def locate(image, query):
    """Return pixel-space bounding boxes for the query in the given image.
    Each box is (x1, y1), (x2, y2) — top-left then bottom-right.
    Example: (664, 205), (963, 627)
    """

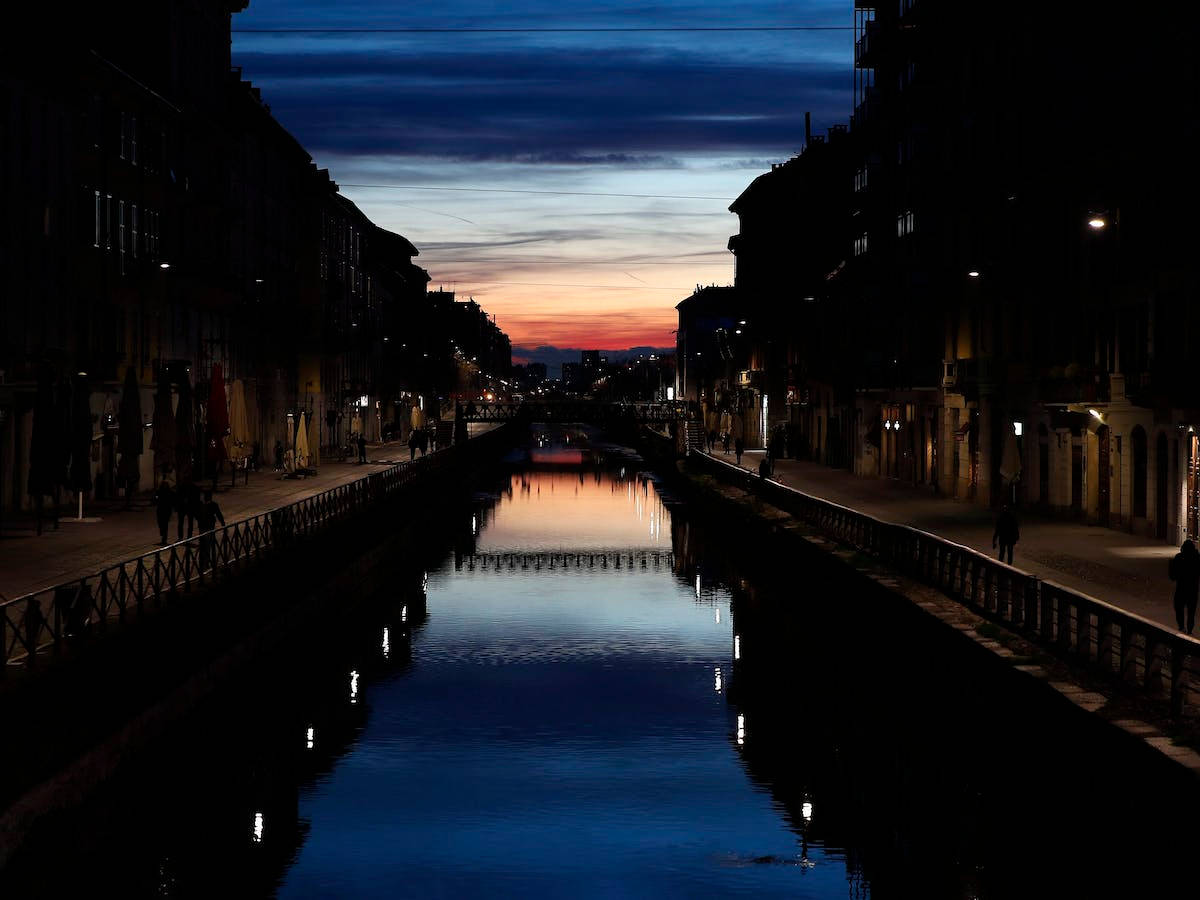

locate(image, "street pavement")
(0, 439), (439, 601)
(715, 448), (1181, 632)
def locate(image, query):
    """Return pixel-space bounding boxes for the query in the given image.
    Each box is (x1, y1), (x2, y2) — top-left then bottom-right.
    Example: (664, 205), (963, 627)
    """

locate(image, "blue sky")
(232, 1), (853, 356)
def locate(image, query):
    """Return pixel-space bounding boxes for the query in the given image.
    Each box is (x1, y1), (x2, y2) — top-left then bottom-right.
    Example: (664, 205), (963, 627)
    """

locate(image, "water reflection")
(6, 452), (1200, 898)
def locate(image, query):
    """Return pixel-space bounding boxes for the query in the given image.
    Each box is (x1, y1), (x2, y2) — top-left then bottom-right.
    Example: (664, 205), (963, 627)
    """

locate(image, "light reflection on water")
(274, 468), (839, 898)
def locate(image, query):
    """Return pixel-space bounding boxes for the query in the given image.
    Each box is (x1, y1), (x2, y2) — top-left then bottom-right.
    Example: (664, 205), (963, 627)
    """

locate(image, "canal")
(4, 440), (1199, 897)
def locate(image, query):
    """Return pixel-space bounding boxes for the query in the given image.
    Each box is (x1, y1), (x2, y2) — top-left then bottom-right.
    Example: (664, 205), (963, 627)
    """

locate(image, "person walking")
(176, 480), (201, 541)
(1169, 539), (1200, 634)
(734, 436), (744, 466)
(408, 429), (419, 461)
(153, 479), (175, 545)
(992, 504), (1020, 564)
(357, 433), (368, 464)
(418, 428), (429, 457)
(197, 490), (226, 571)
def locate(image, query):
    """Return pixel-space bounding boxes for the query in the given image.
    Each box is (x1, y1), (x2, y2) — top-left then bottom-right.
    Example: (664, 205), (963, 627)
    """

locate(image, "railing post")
(1170, 643), (1186, 715)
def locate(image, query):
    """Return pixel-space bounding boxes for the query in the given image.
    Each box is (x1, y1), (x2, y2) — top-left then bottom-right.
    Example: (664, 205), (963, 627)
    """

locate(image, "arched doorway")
(1097, 425), (1110, 527)
(1038, 424), (1049, 505)
(1156, 431), (1169, 538)
(1131, 426), (1147, 520)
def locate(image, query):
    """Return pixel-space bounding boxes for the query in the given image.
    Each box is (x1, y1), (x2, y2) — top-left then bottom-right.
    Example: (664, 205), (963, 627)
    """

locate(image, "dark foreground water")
(5, 451), (1200, 898)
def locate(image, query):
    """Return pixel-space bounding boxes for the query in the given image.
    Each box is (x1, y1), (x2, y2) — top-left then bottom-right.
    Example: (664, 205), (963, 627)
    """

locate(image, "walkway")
(715, 449), (1180, 631)
(0, 436), (467, 600)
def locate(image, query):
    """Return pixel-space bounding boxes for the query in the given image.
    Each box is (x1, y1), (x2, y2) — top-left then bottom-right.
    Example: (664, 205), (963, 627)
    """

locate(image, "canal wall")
(671, 451), (1200, 785)
(0, 427), (514, 866)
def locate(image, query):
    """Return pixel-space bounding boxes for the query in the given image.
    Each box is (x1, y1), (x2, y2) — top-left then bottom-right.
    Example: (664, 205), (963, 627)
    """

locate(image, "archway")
(1131, 426), (1147, 520)
(1156, 431), (1169, 538)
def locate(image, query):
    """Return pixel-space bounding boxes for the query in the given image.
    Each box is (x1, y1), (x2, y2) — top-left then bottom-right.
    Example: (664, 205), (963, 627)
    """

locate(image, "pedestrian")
(735, 436), (744, 466)
(707, 429), (717, 453)
(992, 504), (1020, 564)
(177, 480), (201, 541)
(418, 428), (429, 457)
(1169, 539), (1200, 635)
(197, 489), (226, 571)
(153, 479), (175, 545)
(722, 431), (732, 454)
(758, 456), (772, 479)
(357, 433), (368, 464)
(408, 428), (418, 461)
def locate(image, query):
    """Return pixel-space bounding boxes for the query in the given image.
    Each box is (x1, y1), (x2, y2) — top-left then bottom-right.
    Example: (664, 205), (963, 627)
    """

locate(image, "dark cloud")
(233, 45), (850, 160)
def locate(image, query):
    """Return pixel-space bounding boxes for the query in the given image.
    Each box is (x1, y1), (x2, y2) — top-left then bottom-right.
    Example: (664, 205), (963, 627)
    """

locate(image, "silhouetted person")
(993, 504), (1020, 564)
(197, 490), (225, 571)
(1170, 540), (1200, 634)
(357, 433), (368, 464)
(735, 436), (744, 466)
(722, 431), (732, 454)
(408, 429), (419, 461)
(758, 456), (771, 479)
(707, 429), (717, 453)
(177, 480), (201, 541)
(153, 480), (175, 545)
(418, 428), (429, 457)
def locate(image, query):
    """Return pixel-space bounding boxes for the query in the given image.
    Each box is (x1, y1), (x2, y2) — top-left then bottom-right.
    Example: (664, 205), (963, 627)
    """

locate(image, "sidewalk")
(715, 449), (1180, 631)
(0, 439), (433, 600)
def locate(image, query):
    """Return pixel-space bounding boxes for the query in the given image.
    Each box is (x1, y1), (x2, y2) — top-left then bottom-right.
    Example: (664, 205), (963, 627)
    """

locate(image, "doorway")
(1097, 425), (1110, 527)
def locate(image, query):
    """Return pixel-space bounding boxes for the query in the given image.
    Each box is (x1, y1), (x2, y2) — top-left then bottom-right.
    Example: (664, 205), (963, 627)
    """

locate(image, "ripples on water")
(5, 454), (1200, 898)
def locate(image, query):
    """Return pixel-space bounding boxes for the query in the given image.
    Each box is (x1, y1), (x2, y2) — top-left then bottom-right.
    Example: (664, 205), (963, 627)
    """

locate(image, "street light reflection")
(736, 713), (746, 746)
(714, 666), (723, 693)
(802, 801), (813, 822)
(350, 670), (359, 704)
(306, 726), (315, 749)
(252, 811), (264, 843)
(382, 627), (391, 658)
(734, 634), (741, 660)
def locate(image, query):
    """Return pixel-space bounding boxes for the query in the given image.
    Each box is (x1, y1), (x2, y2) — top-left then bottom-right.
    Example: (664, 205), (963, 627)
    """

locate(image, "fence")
(1, 428), (507, 676)
(690, 450), (1200, 716)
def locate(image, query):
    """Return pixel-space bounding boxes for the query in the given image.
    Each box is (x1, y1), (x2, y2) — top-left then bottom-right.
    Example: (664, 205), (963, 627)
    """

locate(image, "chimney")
(805, 112), (812, 149)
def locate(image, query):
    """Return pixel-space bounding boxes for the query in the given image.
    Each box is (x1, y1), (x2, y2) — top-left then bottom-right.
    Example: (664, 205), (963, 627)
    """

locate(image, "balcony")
(854, 21), (883, 67)
(1038, 367), (1110, 405)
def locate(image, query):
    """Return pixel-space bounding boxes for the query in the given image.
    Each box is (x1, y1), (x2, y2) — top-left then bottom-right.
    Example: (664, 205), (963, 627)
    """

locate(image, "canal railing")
(689, 450), (1200, 716)
(1, 429), (508, 676)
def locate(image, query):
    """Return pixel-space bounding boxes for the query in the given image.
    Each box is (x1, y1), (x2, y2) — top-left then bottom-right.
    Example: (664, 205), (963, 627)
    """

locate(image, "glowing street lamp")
(1087, 216), (1107, 230)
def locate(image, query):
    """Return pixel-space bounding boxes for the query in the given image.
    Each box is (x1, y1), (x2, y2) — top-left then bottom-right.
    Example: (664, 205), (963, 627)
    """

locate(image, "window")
(897, 209), (915, 237)
(131, 204), (138, 258)
(105, 194), (112, 250)
(854, 166), (869, 192)
(854, 232), (869, 256)
(119, 111), (126, 160)
(118, 200), (126, 272)
(130, 115), (137, 165)
(94, 190), (101, 247)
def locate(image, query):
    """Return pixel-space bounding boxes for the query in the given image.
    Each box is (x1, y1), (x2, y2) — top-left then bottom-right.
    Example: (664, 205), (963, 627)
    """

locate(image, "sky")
(231, 1), (853, 360)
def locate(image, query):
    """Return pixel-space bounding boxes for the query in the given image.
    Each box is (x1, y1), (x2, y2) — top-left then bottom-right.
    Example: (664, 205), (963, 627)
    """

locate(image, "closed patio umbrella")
(227, 378), (251, 484)
(117, 366), (143, 506)
(175, 376), (195, 484)
(27, 372), (59, 534)
(206, 364), (230, 473)
(68, 373), (94, 519)
(410, 403), (424, 431)
(295, 412), (310, 468)
(306, 410), (320, 468)
(150, 371), (176, 479)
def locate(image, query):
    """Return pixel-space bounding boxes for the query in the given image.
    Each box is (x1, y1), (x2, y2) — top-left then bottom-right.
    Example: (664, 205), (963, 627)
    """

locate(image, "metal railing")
(690, 450), (1200, 716)
(1, 429), (507, 676)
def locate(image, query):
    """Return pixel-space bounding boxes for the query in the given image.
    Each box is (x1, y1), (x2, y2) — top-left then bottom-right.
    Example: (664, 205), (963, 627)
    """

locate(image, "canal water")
(5, 447), (1200, 897)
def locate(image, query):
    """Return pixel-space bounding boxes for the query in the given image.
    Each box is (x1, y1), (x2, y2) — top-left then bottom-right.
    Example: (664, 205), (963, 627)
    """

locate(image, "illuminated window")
(897, 209), (914, 237)
(854, 232), (869, 256)
(854, 166), (869, 192)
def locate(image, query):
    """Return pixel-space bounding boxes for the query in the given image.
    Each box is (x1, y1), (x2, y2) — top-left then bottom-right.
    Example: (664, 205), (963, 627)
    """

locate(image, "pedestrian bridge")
(455, 550), (676, 572)
(456, 400), (695, 425)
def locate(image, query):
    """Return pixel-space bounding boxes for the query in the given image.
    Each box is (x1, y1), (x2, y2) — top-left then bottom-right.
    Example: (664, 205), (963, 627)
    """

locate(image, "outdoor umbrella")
(295, 412), (310, 468)
(150, 371), (176, 478)
(351, 412), (363, 439)
(68, 373), (94, 519)
(26, 372), (58, 534)
(175, 377), (195, 484)
(227, 379), (251, 468)
(206, 363), (230, 471)
(117, 366), (143, 505)
(410, 403), (424, 432)
(307, 410), (320, 468)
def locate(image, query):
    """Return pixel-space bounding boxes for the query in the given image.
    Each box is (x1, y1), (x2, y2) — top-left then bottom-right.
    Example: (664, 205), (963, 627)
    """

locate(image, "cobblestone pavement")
(718, 449), (1181, 631)
(0, 439), (429, 600)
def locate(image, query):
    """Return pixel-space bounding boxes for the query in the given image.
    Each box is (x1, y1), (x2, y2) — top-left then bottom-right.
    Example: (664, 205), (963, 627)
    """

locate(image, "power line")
(342, 183), (732, 201)
(234, 26), (851, 34)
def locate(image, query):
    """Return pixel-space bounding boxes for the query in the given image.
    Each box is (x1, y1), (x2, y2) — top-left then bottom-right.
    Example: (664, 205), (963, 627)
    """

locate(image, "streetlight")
(967, 270), (980, 278)
(159, 261), (171, 270)
(1087, 216), (1107, 230)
